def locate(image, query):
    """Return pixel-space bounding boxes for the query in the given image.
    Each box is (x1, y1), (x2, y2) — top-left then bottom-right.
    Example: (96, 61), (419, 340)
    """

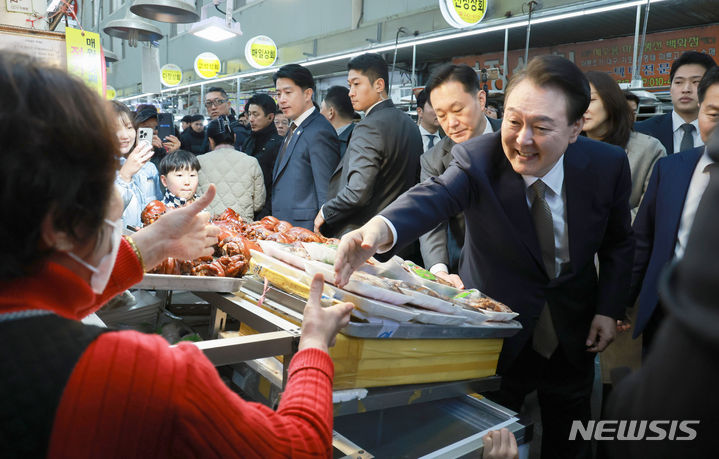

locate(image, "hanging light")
(130, 0), (199, 24)
(103, 48), (119, 63)
(189, 0), (241, 42)
(103, 11), (163, 47)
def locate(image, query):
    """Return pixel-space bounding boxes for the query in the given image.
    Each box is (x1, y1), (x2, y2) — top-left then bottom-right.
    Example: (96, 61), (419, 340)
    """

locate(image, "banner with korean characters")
(65, 27), (104, 96)
(453, 24), (719, 91)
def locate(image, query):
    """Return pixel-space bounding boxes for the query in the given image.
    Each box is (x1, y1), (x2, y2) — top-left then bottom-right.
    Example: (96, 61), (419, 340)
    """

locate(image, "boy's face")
(161, 168), (198, 200)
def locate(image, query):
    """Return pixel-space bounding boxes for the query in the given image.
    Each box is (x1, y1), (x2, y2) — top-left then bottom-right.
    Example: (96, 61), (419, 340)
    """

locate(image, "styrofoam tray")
(455, 306), (491, 324)
(410, 308), (466, 326)
(257, 240), (309, 269)
(304, 260), (412, 305)
(398, 287), (461, 314)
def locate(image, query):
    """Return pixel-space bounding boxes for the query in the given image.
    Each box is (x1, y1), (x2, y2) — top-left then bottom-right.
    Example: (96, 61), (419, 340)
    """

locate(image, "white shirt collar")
(521, 155), (565, 197)
(291, 105), (316, 128)
(365, 98), (387, 116)
(480, 115), (494, 135)
(672, 110), (699, 133)
(336, 122), (353, 136)
(418, 124), (439, 137)
(697, 147), (713, 172)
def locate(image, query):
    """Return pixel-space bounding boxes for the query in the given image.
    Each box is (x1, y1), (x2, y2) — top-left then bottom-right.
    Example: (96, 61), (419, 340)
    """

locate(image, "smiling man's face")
(501, 79), (583, 177)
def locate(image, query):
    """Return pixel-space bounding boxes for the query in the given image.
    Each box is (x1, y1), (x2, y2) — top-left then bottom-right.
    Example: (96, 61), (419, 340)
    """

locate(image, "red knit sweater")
(0, 240), (335, 458)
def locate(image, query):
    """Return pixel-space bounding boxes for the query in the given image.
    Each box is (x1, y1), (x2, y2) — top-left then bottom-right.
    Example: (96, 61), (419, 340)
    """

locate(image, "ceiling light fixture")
(190, 0), (242, 42)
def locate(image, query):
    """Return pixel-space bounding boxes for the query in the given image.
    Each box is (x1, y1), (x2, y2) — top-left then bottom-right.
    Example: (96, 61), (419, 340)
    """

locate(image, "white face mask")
(67, 218), (123, 294)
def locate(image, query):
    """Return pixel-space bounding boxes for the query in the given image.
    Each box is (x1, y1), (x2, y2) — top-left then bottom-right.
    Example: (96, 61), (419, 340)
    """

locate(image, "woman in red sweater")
(0, 51), (352, 458)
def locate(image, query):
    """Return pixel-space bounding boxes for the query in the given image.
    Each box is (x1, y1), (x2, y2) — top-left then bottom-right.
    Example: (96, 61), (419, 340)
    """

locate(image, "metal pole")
(411, 44), (417, 107)
(503, 28), (509, 90)
(523, 1), (537, 66)
(636, 0), (652, 87)
(200, 83), (205, 116)
(631, 4), (642, 84)
(236, 76), (241, 115)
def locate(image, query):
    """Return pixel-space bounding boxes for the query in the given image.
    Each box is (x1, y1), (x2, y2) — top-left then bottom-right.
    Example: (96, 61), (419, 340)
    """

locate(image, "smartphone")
(157, 113), (174, 141)
(138, 127), (153, 146)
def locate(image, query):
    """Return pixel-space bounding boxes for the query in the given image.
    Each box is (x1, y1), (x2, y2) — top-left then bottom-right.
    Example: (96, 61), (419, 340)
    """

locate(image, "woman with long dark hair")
(583, 71), (666, 216)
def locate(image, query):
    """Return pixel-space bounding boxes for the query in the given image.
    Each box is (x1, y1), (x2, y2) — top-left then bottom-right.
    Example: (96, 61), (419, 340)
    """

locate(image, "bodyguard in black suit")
(315, 53), (423, 238)
(635, 51), (716, 154)
(334, 56), (634, 459)
(320, 85), (356, 160)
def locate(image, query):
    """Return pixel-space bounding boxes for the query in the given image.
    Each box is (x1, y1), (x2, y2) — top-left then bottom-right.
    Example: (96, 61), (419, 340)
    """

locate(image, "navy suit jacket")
(380, 132), (634, 372)
(272, 109), (340, 229)
(634, 112), (674, 154)
(630, 146), (704, 338)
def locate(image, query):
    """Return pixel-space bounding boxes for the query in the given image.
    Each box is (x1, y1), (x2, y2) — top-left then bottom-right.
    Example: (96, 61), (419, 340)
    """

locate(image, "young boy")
(159, 150), (200, 208)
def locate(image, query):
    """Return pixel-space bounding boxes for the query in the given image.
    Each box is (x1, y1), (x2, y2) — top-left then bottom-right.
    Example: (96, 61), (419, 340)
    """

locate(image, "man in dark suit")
(242, 93), (283, 219)
(320, 85), (355, 160)
(418, 64), (502, 289)
(314, 53), (423, 238)
(416, 89), (442, 152)
(606, 130), (719, 459)
(334, 56), (634, 459)
(635, 51), (715, 154)
(629, 66), (719, 354)
(272, 64), (340, 229)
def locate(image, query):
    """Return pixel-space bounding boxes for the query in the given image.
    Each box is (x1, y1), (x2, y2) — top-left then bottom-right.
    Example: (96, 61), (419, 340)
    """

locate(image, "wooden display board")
(0, 24), (65, 68)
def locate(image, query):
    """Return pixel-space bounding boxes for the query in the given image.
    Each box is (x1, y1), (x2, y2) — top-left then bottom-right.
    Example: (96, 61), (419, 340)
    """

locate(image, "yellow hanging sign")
(106, 85), (116, 100)
(161, 63), (183, 87)
(440, 0), (488, 28)
(194, 52), (221, 79)
(244, 35), (277, 69)
(65, 27), (104, 96)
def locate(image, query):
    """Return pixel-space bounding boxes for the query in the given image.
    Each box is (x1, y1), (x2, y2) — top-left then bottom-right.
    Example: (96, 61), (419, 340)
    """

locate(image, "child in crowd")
(159, 150), (201, 208)
(111, 100), (162, 229)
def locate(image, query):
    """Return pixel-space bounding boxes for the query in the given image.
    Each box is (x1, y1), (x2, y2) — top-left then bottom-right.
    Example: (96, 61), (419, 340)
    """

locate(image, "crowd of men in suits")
(165, 49), (717, 457)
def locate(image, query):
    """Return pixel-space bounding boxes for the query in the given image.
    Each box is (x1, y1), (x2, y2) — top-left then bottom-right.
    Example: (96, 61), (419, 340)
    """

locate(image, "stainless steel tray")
(135, 273), (244, 292)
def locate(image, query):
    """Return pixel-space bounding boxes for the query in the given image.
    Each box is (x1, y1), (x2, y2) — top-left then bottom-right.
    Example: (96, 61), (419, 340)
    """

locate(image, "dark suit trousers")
(488, 341), (594, 459)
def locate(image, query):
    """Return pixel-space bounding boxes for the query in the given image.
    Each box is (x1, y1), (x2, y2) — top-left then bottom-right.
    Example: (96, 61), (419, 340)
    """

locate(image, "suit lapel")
(494, 154), (544, 270)
(661, 113), (674, 154)
(666, 147), (704, 241)
(273, 112), (313, 181)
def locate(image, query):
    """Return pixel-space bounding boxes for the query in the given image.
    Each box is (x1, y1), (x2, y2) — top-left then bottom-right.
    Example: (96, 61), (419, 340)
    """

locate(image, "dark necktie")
(426, 134), (436, 150)
(277, 122), (297, 165)
(529, 179), (559, 358)
(680, 123), (695, 152)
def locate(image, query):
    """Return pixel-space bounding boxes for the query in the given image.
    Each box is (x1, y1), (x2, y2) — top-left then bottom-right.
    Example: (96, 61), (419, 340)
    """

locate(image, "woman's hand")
(131, 184), (220, 269)
(119, 142), (154, 183)
(298, 273), (354, 353)
(162, 135), (181, 154)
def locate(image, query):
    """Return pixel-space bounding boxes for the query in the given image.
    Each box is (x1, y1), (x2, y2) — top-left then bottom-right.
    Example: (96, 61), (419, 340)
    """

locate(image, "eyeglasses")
(205, 99), (227, 108)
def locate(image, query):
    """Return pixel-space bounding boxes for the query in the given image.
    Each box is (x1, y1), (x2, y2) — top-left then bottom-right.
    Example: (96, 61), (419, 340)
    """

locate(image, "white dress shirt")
(672, 111), (702, 153)
(365, 98), (386, 116)
(290, 105), (316, 128)
(674, 149), (714, 259)
(418, 124), (441, 152)
(522, 157), (570, 278)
